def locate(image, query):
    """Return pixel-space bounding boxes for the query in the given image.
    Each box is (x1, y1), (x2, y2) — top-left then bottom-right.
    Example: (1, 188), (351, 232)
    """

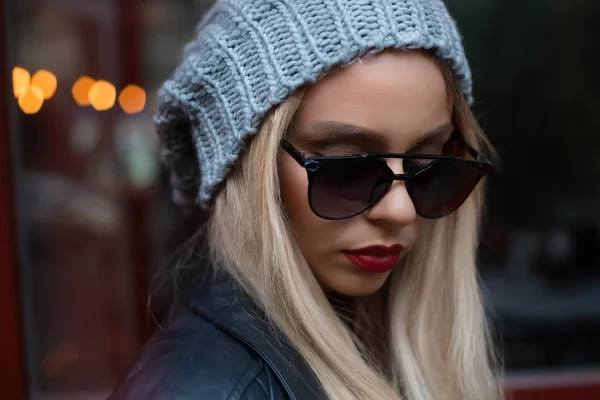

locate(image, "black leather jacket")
(108, 271), (327, 400)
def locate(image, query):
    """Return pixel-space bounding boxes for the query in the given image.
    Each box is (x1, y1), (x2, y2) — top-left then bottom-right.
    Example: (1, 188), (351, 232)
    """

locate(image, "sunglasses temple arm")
(457, 134), (492, 165)
(280, 140), (307, 164)
(466, 145), (488, 162)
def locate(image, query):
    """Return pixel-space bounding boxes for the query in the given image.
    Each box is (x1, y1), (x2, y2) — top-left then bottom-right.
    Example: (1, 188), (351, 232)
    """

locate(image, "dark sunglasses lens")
(408, 161), (484, 218)
(310, 159), (390, 218)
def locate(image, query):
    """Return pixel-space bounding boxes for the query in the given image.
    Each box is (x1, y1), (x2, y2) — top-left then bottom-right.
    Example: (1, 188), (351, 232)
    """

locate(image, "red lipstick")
(343, 244), (405, 273)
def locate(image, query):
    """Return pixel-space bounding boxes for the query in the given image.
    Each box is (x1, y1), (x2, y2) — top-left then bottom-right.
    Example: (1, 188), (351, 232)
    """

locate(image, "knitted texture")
(156, 0), (472, 211)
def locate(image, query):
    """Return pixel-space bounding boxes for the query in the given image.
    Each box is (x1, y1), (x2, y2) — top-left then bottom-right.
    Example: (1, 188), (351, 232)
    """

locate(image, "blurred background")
(1, 0), (599, 399)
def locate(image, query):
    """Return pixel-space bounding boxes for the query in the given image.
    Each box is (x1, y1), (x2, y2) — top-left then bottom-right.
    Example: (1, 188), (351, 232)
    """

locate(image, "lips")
(343, 244), (405, 273)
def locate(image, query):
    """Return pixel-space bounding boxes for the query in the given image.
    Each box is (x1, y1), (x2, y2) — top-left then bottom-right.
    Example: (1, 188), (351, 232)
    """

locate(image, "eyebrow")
(294, 120), (454, 152)
(407, 122), (454, 152)
(301, 121), (387, 149)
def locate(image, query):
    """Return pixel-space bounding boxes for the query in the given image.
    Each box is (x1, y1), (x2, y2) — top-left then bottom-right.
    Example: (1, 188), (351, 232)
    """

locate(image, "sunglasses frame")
(280, 138), (493, 220)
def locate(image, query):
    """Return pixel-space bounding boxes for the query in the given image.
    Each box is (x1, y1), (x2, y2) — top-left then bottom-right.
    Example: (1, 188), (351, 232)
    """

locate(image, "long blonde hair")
(205, 57), (504, 400)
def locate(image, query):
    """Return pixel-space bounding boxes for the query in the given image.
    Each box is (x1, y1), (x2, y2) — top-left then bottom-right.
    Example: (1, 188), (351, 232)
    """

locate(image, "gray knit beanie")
(155, 0), (472, 211)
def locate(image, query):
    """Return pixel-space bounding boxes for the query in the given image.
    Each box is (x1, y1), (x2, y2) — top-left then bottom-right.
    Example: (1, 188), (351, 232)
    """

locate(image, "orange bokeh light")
(118, 84), (146, 114)
(31, 70), (58, 100)
(72, 76), (96, 106)
(18, 86), (44, 114)
(13, 67), (31, 98)
(88, 80), (116, 111)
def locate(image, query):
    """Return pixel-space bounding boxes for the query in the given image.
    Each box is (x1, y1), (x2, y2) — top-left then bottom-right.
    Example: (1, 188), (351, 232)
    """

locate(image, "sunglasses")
(281, 137), (493, 220)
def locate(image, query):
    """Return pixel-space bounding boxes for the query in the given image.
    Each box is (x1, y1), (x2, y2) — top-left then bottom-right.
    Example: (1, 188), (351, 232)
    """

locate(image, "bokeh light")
(71, 76), (96, 106)
(13, 66), (31, 98)
(18, 86), (44, 114)
(88, 80), (116, 111)
(118, 84), (146, 114)
(31, 70), (58, 100)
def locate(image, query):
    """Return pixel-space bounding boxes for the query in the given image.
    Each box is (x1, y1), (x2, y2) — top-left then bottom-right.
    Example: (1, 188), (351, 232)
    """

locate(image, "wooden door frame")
(0, 0), (27, 398)
(508, 370), (600, 399)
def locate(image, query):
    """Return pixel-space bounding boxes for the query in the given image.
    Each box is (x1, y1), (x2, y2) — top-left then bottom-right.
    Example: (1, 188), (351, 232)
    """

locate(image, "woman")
(110, 0), (503, 399)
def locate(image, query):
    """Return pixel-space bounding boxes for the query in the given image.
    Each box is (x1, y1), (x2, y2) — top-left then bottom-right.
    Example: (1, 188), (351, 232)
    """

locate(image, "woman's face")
(278, 50), (453, 297)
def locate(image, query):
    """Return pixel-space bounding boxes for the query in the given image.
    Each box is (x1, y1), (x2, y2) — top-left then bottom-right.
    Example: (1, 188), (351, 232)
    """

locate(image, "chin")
(320, 269), (392, 297)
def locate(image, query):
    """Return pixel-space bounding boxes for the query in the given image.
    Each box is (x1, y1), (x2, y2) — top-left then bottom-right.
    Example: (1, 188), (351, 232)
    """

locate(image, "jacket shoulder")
(108, 309), (287, 400)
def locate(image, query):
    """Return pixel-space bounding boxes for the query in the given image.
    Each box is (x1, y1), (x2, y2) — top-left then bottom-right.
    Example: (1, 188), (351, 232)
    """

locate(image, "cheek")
(408, 216), (427, 251)
(278, 153), (307, 217)
(277, 154), (334, 257)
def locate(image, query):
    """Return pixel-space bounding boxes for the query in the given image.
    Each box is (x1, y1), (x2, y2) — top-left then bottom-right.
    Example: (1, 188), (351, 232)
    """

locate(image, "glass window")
(9, 0), (208, 397)
(448, 0), (600, 373)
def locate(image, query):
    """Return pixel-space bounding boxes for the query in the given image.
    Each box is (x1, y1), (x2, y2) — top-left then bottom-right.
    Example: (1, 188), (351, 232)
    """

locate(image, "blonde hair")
(205, 57), (504, 399)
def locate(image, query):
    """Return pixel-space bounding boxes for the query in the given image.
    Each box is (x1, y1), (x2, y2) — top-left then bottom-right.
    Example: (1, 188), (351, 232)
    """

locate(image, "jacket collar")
(185, 270), (326, 400)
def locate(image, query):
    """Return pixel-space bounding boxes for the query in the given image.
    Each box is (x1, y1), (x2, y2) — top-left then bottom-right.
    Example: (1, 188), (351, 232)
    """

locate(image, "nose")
(362, 159), (417, 227)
